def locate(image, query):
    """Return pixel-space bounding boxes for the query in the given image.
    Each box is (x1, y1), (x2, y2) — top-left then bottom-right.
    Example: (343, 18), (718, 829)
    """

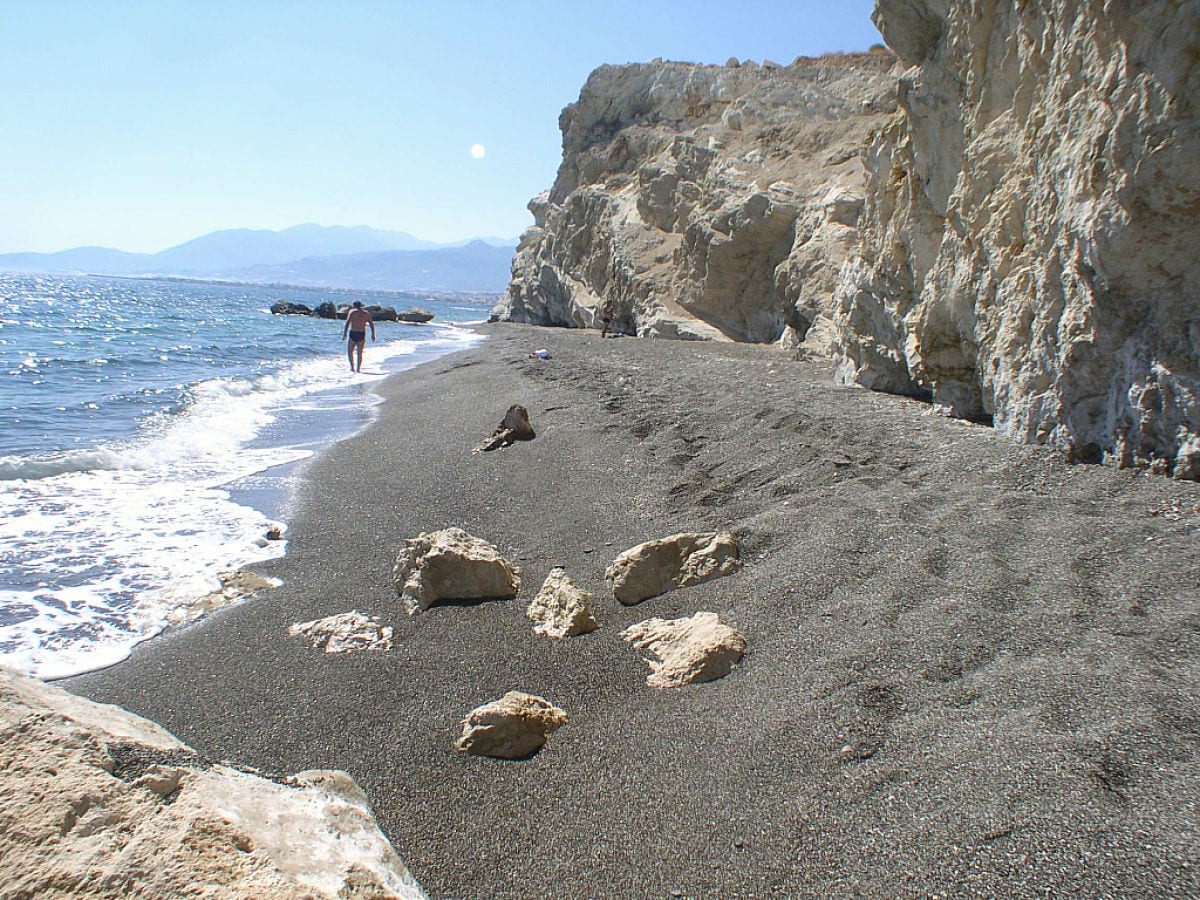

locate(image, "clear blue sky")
(0, 1), (883, 253)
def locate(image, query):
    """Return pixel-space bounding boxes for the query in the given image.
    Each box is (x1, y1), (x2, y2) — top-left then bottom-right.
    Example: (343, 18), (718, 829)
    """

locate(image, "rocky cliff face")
(836, 0), (1200, 477)
(499, 53), (901, 344)
(498, 1), (1200, 477)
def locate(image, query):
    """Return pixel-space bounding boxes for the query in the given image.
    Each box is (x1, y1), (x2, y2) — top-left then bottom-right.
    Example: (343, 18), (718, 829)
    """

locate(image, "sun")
(470, 143), (486, 159)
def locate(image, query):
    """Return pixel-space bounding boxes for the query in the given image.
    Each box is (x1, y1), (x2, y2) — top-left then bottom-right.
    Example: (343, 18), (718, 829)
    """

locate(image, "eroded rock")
(454, 691), (569, 759)
(288, 611), (394, 653)
(392, 527), (521, 614)
(620, 612), (747, 688)
(605, 531), (741, 605)
(0, 668), (426, 899)
(526, 567), (599, 638)
(474, 404), (536, 452)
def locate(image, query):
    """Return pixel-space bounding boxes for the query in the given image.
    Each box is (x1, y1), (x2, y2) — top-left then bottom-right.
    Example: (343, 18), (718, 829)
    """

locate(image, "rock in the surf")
(168, 570), (276, 626)
(288, 611), (394, 653)
(392, 527), (521, 614)
(368, 304), (399, 322)
(269, 300), (313, 316)
(526, 567), (599, 639)
(620, 611), (746, 688)
(397, 308), (435, 323)
(455, 691), (569, 758)
(605, 531), (742, 605)
(0, 668), (427, 899)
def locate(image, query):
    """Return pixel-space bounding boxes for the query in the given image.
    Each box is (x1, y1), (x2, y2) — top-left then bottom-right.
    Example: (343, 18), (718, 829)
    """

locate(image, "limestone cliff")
(836, 0), (1200, 477)
(498, 53), (901, 343)
(498, 1), (1200, 477)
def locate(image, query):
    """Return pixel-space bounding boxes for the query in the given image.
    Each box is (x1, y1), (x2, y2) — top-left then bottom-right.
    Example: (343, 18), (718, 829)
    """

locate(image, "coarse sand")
(69, 323), (1200, 899)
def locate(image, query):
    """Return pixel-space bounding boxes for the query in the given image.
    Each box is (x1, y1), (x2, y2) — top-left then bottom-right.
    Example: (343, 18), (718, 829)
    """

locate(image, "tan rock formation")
(605, 531), (742, 605)
(0, 668), (425, 899)
(495, 54), (901, 343)
(392, 527), (521, 614)
(454, 691), (569, 759)
(620, 612), (747, 688)
(830, 0), (1200, 477)
(525, 567), (600, 638)
(288, 611), (394, 653)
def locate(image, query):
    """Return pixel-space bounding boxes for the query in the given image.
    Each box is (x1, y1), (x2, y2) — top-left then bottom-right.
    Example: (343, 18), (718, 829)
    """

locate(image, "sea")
(0, 272), (487, 679)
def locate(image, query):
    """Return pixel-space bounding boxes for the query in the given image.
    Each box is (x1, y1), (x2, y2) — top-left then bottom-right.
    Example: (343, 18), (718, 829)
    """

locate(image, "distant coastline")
(87, 272), (502, 308)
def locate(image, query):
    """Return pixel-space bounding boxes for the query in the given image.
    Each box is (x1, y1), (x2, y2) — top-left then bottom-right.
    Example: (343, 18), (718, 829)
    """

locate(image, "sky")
(0, 1), (883, 254)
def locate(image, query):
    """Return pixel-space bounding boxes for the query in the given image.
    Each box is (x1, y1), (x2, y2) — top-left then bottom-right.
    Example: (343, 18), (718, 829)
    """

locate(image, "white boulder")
(0, 667), (426, 899)
(620, 611), (747, 688)
(605, 531), (742, 605)
(392, 527), (521, 615)
(454, 691), (569, 759)
(526, 567), (600, 639)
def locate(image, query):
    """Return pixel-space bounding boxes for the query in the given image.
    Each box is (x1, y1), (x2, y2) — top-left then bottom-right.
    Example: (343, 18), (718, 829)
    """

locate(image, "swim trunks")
(349, 329), (366, 342)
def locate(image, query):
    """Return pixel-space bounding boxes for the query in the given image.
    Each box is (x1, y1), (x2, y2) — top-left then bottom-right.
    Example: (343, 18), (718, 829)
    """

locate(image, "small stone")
(474, 404), (536, 452)
(606, 532), (742, 605)
(620, 611), (747, 688)
(526, 568), (600, 639)
(288, 611), (393, 653)
(393, 527), (521, 614)
(455, 692), (569, 759)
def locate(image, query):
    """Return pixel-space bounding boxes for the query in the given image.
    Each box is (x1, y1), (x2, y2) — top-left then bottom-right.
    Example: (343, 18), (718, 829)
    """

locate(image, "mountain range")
(0, 224), (518, 293)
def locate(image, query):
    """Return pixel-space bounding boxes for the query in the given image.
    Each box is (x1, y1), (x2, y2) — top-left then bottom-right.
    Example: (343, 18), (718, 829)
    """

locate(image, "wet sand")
(69, 323), (1200, 899)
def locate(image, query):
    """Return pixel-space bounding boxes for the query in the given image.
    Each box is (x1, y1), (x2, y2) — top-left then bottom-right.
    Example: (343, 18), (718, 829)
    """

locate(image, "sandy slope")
(69, 323), (1200, 899)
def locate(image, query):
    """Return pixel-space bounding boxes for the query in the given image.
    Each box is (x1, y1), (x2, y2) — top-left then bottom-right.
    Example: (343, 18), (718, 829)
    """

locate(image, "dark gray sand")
(70, 324), (1200, 899)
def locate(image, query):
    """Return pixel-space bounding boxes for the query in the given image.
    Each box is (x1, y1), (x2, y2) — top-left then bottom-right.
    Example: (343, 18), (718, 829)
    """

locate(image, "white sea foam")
(0, 325), (483, 678)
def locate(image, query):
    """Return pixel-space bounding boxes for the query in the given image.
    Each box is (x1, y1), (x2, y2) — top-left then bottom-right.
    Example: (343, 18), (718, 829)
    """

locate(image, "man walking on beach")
(600, 300), (614, 338)
(342, 301), (375, 372)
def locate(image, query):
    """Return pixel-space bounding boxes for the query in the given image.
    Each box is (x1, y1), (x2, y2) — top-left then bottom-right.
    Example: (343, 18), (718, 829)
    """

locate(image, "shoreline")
(67, 323), (1200, 898)
(0, 317), (483, 681)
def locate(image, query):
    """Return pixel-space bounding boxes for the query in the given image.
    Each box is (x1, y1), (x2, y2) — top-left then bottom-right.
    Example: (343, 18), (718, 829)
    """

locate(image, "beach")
(68, 323), (1200, 899)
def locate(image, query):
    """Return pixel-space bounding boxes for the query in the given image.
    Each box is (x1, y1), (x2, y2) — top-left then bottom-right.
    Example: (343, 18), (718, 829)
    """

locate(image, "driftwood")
(474, 405), (536, 452)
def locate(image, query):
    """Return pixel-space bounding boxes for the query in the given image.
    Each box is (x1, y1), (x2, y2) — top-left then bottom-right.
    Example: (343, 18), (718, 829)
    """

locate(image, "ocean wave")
(0, 448), (127, 481)
(0, 281), (484, 678)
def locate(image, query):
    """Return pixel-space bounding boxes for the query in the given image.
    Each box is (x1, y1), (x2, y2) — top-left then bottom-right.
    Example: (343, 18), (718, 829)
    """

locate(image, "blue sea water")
(0, 272), (486, 678)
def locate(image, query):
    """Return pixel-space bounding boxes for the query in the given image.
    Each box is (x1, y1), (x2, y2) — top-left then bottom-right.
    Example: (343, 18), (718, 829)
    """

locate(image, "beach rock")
(288, 611), (394, 653)
(398, 308), (435, 323)
(474, 404), (536, 452)
(167, 570), (276, 626)
(392, 527), (521, 614)
(454, 691), (569, 759)
(0, 667), (427, 899)
(313, 301), (338, 319)
(269, 300), (313, 316)
(606, 531), (742, 605)
(620, 611), (747, 688)
(526, 567), (599, 639)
